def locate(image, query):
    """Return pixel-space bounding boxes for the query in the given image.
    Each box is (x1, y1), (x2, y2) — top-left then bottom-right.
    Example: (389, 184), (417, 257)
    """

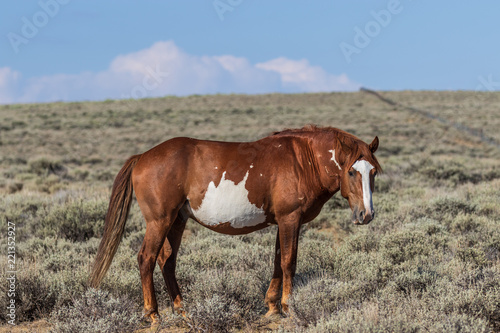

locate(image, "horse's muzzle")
(352, 208), (375, 225)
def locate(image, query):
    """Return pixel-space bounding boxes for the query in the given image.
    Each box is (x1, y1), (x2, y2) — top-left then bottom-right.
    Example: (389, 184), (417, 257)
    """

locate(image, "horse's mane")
(271, 125), (382, 172)
(272, 124), (358, 140)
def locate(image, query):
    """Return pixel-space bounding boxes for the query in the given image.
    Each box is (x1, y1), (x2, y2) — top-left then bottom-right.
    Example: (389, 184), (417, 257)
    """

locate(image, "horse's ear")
(369, 136), (379, 153)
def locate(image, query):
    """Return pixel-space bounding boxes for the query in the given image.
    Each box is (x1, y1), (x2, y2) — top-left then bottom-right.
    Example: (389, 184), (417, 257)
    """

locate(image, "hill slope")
(0, 91), (499, 332)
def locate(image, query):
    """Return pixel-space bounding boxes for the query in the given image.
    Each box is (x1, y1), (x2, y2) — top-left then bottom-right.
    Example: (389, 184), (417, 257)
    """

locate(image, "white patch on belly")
(352, 160), (374, 214)
(190, 171), (266, 228)
(329, 149), (342, 170)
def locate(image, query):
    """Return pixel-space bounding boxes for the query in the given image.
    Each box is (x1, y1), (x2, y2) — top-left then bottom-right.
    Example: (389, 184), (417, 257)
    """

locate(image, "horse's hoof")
(151, 312), (161, 325)
(258, 311), (283, 331)
(139, 317), (152, 328)
(179, 309), (188, 319)
(264, 309), (282, 319)
(140, 311), (161, 327)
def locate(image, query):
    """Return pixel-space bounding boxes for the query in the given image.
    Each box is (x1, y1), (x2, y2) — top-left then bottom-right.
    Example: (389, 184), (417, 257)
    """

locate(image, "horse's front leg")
(265, 229), (282, 316)
(276, 212), (301, 314)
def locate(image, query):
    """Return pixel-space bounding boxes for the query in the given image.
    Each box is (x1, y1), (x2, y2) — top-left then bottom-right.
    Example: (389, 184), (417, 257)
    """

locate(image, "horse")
(88, 125), (382, 324)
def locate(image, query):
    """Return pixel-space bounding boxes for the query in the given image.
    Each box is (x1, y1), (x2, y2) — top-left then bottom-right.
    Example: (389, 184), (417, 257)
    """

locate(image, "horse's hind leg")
(137, 211), (177, 323)
(265, 229), (282, 317)
(157, 213), (187, 314)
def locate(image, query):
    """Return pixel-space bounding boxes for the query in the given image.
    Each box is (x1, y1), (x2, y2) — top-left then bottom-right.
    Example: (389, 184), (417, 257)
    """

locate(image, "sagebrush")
(0, 91), (499, 332)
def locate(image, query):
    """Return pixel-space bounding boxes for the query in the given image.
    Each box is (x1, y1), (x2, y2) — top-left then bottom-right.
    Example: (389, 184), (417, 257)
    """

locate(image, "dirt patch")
(0, 320), (51, 333)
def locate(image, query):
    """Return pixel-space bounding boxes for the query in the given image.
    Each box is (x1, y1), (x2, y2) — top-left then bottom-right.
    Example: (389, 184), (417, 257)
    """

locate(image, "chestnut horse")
(89, 125), (381, 323)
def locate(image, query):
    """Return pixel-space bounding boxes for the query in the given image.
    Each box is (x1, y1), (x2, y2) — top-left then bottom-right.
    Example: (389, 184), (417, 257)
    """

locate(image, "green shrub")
(18, 237), (93, 272)
(0, 193), (49, 240)
(333, 248), (392, 286)
(375, 193), (400, 214)
(178, 229), (272, 283)
(29, 158), (67, 177)
(296, 230), (336, 276)
(49, 289), (141, 333)
(302, 307), (491, 333)
(99, 244), (146, 305)
(380, 229), (431, 265)
(184, 268), (266, 322)
(428, 197), (477, 219)
(451, 214), (482, 234)
(342, 230), (379, 253)
(7, 182), (23, 193)
(484, 232), (500, 262)
(290, 275), (373, 328)
(374, 174), (392, 193)
(428, 313), (491, 333)
(187, 294), (240, 333)
(391, 266), (438, 296)
(2, 272), (55, 322)
(429, 267), (500, 330)
(416, 159), (500, 187)
(41, 199), (107, 241)
(420, 161), (483, 186)
(456, 246), (488, 268)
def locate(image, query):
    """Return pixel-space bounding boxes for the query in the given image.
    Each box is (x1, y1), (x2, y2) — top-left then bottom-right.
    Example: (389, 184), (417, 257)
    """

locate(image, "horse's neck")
(307, 134), (342, 193)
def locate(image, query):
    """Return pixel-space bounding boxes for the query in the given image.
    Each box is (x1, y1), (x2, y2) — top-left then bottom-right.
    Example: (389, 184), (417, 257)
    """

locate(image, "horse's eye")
(348, 171), (354, 177)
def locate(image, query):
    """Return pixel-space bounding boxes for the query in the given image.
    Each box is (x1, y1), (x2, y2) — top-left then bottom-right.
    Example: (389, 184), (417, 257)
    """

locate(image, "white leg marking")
(191, 171), (266, 228)
(329, 149), (342, 170)
(352, 160), (374, 214)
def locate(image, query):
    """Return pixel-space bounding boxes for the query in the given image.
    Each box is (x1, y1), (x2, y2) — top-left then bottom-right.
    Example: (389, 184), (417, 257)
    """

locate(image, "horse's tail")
(88, 154), (141, 288)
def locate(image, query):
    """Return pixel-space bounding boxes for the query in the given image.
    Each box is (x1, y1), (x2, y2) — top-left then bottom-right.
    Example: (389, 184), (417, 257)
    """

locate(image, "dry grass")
(0, 91), (499, 332)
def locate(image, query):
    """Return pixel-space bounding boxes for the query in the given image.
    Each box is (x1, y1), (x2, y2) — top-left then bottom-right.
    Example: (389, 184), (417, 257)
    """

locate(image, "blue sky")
(1, 1), (499, 104)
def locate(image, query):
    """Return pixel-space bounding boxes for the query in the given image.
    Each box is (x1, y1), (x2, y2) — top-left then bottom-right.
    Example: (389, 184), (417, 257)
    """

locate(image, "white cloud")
(256, 57), (359, 92)
(0, 41), (360, 104)
(0, 67), (22, 104)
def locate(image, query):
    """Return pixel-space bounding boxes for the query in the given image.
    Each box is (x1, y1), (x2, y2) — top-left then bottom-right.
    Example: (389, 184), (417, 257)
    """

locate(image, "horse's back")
(131, 135), (301, 232)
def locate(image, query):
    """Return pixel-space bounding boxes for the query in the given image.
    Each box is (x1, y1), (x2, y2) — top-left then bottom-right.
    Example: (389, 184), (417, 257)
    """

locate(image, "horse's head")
(338, 136), (380, 225)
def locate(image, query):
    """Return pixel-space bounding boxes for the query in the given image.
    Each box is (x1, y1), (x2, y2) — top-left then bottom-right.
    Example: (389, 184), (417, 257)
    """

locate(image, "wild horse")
(89, 125), (382, 323)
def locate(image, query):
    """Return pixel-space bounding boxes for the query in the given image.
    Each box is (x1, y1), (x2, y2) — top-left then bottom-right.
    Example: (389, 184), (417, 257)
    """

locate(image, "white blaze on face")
(352, 160), (374, 215)
(328, 149), (342, 170)
(190, 171), (266, 228)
